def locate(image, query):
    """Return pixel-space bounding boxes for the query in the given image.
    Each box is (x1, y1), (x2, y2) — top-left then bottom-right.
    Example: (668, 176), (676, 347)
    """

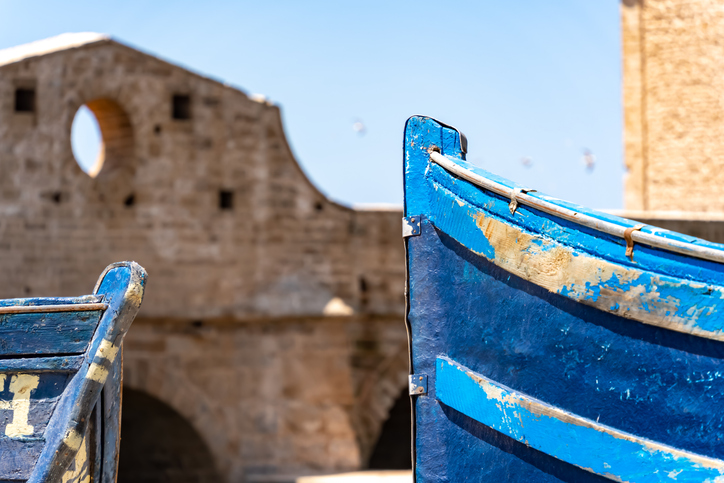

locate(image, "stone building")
(0, 33), (407, 482)
(622, 0), (724, 213)
(620, 0), (724, 241)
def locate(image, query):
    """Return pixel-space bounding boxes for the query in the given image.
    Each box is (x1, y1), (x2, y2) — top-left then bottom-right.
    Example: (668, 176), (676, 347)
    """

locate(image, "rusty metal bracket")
(402, 216), (421, 238)
(624, 224), (646, 260)
(509, 188), (536, 215)
(409, 374), (428, 396)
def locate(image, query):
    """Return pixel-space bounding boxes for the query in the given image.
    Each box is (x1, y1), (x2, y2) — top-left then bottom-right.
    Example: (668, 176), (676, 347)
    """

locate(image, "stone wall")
(0, 34), (404, 319)
(622, 0), (724, 212)
(0, 34), (407, 482)
(123, 315), (408, 482)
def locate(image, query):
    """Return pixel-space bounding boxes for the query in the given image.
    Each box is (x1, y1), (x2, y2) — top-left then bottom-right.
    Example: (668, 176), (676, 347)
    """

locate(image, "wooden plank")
(29, 262), (147, 483)
(0, 372), (73, 437)
(0, 310), (102, 356)
(101, 346), (123, 482)
(0, 295), (102, 308)
(436, 356), (724, 483)
(60, 409), (95, 483)
(0, 439), (45, 480)
(424, 159), (724, 341)
(0, 356), (84, 373)
(0, 303), (107, 315)
(0, 372), (75, 480)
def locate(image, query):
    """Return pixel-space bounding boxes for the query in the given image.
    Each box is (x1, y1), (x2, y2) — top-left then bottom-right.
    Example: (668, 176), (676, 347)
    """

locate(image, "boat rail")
(0, 303), (108, 315)
(430, 151), (724, 265)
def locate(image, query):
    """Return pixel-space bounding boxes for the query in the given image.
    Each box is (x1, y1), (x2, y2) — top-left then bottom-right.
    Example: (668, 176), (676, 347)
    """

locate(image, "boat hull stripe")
(426, 175), (724, 341)
(436, 356), (724, 482)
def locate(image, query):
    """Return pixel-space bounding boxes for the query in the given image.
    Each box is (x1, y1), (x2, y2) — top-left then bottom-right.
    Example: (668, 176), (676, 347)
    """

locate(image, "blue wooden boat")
(403, 116), (724, 482)
(0, 261), (146, 483)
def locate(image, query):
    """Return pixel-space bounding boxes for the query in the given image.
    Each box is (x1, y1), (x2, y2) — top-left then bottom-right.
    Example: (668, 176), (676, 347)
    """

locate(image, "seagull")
(352, 119), (366, 136)
(582, 149), (595, 172)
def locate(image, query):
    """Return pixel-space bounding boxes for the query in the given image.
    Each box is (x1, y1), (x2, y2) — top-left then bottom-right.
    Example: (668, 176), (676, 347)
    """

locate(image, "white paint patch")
(62, 432), (90, 483)
(97, 339), (119, 362)
(86, 362), (108, 384)
(467, 211), (724, 340)
(0, 374), (40, 437)
(64, 429), (83, 451)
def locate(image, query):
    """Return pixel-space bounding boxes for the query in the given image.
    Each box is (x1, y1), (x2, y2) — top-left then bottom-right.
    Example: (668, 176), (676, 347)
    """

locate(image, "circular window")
(71, 105), (103, 177)
(70, 99), (134, 179)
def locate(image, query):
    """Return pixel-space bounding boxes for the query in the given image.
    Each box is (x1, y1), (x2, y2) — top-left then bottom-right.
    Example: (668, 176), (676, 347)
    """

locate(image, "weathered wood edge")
(27, 261), (147, 483)
(0, 303), (108, 315)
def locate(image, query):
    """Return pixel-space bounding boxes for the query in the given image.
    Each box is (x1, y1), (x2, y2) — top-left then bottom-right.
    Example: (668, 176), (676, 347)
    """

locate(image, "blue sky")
(0, 1), (622, 208)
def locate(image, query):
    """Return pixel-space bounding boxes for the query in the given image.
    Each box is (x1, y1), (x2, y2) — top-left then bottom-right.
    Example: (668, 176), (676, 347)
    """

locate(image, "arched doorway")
(367, 387), (412, 470)
(117, 388), (221, 483)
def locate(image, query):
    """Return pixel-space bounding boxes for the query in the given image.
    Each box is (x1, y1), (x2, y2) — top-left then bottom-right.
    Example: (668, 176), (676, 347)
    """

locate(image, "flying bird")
(352, 119), (366, 136)
(582, 149), (595, 172)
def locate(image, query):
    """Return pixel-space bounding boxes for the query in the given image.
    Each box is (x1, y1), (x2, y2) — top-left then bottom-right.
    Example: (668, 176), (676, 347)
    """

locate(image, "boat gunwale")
(430, 151), (724, 265)
(0, 303), (108, 315)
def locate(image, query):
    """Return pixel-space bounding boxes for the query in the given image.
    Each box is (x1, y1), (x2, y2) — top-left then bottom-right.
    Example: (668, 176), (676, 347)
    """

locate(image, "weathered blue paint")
(424, 160), (724, 340)
(0, 356), (84, 373)
(0, 310), (103, 356)
(100, 346), (124, 482)
(0, 295), (103, 308)
(404, 116), (724, 482)
(0, 261), (146, 483)
(437, 356), (724, 482)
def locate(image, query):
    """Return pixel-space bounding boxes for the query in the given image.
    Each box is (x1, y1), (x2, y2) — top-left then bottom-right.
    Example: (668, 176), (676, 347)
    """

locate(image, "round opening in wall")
(71, 105), (103, 177)
(70, 99), (134, 179)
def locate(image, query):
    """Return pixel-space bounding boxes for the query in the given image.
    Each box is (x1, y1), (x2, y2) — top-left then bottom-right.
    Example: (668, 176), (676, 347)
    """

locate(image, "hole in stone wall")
(315, 201), (324, 212)
(219, 190), (234, 210)
(14, 88), (35, 112)
(359, 276), (368, 293)
(70, 99), (134, 179)
(118, 388), (221, 483)
(71, 105), (103, 176)
(124, 193), (135, 207)
(172, 94), (191, 120)
(368, 387), (412, 470)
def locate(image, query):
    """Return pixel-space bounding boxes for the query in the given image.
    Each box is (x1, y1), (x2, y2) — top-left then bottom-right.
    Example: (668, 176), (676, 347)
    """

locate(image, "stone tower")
(622, 0), (724, 213)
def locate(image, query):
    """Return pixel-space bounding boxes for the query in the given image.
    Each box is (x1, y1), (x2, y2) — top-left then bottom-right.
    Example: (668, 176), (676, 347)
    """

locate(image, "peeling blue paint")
(437, 356), (724, 482)
(404, 116), (724, 482)
(0, 262), (146, 482)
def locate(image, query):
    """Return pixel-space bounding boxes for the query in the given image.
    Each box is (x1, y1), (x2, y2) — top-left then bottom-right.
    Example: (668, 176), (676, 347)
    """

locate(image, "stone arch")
(122, 355), (236, 480)
(350, 338), (409, 466)
(368, 386), (412, 469)
(118, 388), (221, 483)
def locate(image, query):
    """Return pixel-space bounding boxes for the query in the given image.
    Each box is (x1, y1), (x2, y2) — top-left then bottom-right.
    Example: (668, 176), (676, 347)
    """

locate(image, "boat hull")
(0, 262), (146, 483)
(403, 116), (724, 482)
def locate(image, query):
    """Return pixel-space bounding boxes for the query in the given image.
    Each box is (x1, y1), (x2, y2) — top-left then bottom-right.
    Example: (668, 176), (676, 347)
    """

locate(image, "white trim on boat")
(430, 151), (724, 264)
(0, 303), (108, 315)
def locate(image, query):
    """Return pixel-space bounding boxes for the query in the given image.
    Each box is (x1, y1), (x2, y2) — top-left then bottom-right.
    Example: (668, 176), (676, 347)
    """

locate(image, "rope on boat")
(0, 303), (108, 315)
(429, 151), (724, 265)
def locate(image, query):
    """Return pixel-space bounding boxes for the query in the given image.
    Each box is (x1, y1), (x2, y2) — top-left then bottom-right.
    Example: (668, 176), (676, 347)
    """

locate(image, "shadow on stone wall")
(118, 388), (222, 483)
(367, 388), (412, 470)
